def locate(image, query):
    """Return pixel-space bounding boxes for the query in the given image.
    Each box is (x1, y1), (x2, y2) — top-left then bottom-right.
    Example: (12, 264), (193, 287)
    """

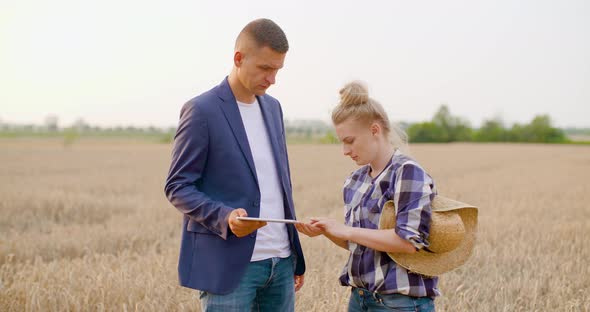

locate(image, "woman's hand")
(295, 221), (324, 237)
(310, 218), (351, 240)
(296, 218), (350, 250)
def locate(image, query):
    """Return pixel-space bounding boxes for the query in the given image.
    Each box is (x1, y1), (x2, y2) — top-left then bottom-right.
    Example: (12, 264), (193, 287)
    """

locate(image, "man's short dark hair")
(237, 18), (289, 53)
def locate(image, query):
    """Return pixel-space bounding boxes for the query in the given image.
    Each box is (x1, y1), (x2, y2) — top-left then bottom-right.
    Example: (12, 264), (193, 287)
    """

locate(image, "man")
(164, 18), (305, 311)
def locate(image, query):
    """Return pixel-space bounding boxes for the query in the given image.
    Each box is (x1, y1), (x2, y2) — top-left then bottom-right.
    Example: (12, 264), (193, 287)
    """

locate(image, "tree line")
(406, 105), (568, 143)
(0, 107), (583, 144)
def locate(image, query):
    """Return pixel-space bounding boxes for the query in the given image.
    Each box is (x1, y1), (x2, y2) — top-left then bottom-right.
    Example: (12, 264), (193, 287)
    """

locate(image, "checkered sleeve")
(393, 162), (434, 250)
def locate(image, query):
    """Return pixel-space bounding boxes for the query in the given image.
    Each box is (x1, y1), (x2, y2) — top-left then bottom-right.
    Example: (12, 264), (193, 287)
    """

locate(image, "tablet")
(236, 217), (300, 224)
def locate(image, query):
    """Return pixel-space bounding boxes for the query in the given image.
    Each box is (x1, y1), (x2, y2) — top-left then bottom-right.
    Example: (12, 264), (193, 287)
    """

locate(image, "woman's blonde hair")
(331, 81), (408, 150)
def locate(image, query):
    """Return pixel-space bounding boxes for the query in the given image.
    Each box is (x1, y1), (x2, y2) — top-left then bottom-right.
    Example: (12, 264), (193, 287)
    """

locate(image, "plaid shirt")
(339, 149), (440, 297)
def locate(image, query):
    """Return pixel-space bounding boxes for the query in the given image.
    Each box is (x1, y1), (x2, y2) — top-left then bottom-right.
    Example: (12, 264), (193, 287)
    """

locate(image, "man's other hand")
(294, 274), (304, 292)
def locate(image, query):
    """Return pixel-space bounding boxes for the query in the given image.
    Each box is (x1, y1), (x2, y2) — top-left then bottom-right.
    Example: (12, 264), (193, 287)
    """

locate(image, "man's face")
(235, 45), (286, 97)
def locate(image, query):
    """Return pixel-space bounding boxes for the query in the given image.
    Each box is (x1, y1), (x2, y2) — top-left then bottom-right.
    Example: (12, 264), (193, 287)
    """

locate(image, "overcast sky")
(1, 0), (589, 128)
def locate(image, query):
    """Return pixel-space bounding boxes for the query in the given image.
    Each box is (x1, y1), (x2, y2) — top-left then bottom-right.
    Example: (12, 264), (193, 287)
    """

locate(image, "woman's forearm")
(342, 227), (416, 254)
(324, 232), (349, 250)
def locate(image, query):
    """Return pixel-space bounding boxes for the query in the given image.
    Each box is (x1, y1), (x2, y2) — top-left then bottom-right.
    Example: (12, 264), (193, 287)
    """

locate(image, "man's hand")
(228, 209), (267, 237)
(294, 274), (304, 292)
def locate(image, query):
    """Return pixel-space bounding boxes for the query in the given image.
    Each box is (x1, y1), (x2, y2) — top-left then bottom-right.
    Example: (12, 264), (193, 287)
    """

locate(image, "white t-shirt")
(237, 99), (291, 261)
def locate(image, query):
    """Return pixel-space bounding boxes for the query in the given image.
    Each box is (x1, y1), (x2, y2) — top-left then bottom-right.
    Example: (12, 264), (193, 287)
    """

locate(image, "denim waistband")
(351, 287), (434, 302)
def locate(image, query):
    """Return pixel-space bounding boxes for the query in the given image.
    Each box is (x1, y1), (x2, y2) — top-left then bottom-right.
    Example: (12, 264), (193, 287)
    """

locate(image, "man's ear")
(234, 51), (243, 67)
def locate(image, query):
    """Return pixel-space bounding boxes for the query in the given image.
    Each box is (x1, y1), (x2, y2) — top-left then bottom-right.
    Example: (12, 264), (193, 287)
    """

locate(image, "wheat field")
(0, 139), (589, 311)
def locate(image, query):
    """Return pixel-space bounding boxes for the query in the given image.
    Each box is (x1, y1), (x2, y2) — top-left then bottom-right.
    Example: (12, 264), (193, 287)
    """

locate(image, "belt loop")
(372, 291), (382, 304)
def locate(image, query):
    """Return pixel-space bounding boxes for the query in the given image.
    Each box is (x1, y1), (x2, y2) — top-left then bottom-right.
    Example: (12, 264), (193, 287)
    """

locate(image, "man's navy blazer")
(164, 77), (305, 294)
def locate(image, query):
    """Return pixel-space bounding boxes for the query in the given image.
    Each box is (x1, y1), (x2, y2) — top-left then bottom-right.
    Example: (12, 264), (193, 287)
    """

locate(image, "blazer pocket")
(187, 219), (218, 235)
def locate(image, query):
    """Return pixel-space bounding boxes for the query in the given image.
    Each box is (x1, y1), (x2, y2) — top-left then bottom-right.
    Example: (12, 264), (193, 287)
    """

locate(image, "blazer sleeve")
(164, 100), (234, 239)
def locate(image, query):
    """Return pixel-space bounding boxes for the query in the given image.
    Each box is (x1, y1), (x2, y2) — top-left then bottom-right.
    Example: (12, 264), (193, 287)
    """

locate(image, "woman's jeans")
(348, 287), (435, 312)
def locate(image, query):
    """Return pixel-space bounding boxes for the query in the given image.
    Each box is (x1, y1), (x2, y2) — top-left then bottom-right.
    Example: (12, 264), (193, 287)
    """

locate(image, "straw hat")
(379, 196), (478, 277)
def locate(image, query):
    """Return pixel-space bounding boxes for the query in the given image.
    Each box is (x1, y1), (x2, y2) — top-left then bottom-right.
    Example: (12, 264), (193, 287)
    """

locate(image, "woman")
(296, 81), (438, 311)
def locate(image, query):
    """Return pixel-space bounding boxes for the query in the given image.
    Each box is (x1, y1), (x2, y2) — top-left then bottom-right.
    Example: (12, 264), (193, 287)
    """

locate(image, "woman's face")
(334, 118), (380, 166)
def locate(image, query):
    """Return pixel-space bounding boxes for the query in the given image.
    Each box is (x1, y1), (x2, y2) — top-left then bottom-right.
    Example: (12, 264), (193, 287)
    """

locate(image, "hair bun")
(339, 81), (369, 106)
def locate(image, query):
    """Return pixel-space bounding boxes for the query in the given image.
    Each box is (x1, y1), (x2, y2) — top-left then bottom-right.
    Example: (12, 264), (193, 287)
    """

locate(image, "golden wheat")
(0, 139), (589, 311)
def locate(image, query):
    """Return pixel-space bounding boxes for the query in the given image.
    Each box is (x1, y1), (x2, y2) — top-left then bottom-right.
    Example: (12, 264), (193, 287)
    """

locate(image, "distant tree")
(432, 105), (452, 131)
(45, 115), (59, 132)
(497, 115), (566, 143)
(72, 118), (90, 132)
(506, 123), (524, 142)
(475, 119), (508, 142)
(408, 105), (472, 142)
(159, 129), (175, 144)
(433, 105), (472, 141)
(450, 119), (473, 141)
(320, 131), (339, 144)
(0, 117), (6, 132)
(408, 122), (449, 142)
(522, 115), (566, 143)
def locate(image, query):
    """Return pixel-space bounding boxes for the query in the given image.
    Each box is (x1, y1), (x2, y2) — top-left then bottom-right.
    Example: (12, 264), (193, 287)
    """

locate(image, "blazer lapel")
(258, 96), (281, 158)
(217, 78), (259, 187)
(258, 96), (290, 197)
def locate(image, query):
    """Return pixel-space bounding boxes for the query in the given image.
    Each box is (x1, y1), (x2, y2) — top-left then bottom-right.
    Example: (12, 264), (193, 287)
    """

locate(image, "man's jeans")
(199, 256), (295, 312)
(348, 287), (435, 312)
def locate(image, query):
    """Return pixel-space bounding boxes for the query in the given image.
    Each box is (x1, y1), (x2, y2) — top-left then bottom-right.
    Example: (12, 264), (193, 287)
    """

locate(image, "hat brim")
(379, 196), (478, 277)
